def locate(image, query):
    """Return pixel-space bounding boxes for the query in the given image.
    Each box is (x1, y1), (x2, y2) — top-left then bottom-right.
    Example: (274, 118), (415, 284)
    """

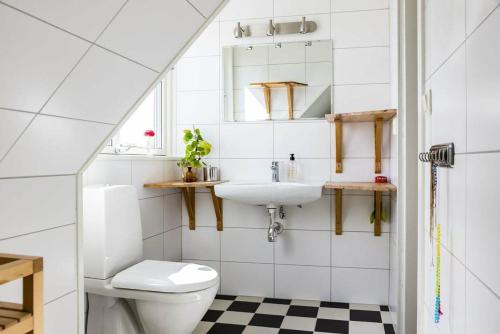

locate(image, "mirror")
(223, 40), (332, 122)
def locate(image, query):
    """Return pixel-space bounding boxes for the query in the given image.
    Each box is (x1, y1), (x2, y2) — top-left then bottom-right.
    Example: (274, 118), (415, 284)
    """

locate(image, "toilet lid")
(111, 260), (218, 293)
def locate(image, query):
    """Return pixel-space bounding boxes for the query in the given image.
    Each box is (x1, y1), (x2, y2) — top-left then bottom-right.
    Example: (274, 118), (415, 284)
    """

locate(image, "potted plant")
(177, 128), (212, 182)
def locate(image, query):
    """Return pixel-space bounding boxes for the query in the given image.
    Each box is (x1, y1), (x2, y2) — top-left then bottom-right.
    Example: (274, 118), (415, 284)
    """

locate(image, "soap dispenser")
(287, 153), (298, 182)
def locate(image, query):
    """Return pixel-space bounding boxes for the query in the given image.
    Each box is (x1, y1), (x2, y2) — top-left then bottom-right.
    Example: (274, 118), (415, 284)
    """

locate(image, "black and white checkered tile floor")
(193, 295), (395, 334)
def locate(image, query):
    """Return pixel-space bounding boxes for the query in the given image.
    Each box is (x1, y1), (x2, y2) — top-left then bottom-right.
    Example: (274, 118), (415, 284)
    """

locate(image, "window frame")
(102, 78), (172, 156)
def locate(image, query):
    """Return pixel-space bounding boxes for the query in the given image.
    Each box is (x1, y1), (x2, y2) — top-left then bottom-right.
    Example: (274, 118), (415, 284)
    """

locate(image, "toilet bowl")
(83, 185), (218, 334)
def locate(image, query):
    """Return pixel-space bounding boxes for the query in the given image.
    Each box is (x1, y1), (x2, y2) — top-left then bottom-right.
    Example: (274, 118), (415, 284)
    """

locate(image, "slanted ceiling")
(0, 0), (225, 177)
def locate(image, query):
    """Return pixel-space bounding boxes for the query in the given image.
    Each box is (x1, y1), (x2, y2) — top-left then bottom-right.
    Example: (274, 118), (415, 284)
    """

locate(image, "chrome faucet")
(271, 161), (280, 182)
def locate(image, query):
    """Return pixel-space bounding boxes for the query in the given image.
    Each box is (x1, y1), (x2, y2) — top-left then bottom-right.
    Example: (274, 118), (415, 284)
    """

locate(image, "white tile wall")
(0, 5), (89, 112)
(332, 10), (389, 48)
(424, 2), (500, 333)
(0, 224), (77, 304)
(2, 0), (126, 41)
(332, 267), (389, 304)
(275, 230), (330, 266)
(0, 115), (113, 177)
(334, 47), (390, 85)
(222, 228), (273, 263)
(41, 46), (157, 124)
(332, 232), (389, 269)
(274, 122), (330, 158)
(465, 271), (500, 334)
(221, 262), (274, 296)
(0, 109), (34, 160)
(45, 292), (78, 334)
(97, 0), (205, 71)
(424, 0), (466, 78)
(177, 0), (395, 304)
(275, 265), (331, 301)
(331, 0), (389, 12)
(0, 176), (76, 240)
(466, 7), (500, 152)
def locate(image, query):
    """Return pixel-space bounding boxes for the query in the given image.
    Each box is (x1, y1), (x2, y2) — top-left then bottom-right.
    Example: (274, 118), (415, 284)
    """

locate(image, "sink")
(214, 181), (323, 206)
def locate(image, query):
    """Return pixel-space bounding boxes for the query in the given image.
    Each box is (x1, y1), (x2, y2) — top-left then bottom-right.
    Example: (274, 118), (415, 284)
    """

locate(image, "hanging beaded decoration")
(431, 164), (443, 323)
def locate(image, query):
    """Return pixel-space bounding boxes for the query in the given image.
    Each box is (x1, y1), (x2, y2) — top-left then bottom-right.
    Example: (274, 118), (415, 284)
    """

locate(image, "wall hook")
(266, 19), (275, 36)
(299, 16), (307, 34)
(234, 22), (245, 39)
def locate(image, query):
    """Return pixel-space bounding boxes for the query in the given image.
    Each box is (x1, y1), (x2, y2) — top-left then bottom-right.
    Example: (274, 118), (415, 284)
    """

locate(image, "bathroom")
(0, 0), (499, 333)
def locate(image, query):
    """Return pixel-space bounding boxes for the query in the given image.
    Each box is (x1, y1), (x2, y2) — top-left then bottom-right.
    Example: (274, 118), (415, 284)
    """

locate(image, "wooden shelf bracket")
(327, 109), (397, 174)
(250, 81), (308, 120)
(326, 182), (396, 236)
(145, 181), (225, 231)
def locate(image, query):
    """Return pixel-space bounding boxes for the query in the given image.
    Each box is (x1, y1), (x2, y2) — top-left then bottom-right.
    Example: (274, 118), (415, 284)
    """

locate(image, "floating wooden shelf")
(324, 182), (397, 192)
(250, 81), (308, 120)
(324, 182), (397, 236)
(326, 109), (397, 174)
(0, 254), (43, 334)
(144, 181), (226, 231)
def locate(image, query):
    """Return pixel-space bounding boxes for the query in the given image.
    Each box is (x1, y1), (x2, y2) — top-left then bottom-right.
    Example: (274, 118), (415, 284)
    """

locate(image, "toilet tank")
(83, 185), (143, 279)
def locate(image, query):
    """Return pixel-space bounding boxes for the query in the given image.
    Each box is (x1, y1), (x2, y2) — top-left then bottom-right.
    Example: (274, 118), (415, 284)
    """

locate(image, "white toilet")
(83, 185), (219, 334)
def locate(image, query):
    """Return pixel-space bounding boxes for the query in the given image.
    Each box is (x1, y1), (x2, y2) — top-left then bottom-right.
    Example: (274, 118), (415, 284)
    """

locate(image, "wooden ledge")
(326, 109), (397, 123)
(324, 182), (397, 192)
(249, 81), (307, 88)
(144, 180), (225, 189)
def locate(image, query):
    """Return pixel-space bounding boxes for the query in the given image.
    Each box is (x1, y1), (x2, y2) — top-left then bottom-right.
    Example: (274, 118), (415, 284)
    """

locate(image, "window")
(105, 81), (167, 155)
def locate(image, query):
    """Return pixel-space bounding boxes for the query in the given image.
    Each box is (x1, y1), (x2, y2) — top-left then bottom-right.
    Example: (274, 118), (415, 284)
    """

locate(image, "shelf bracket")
(335, 189), (343, 235)
(263, 86), (271, 120)
(286, 83), (294, 120)
(208, 186), (224, 231)
(374, 118), (383, 174)
(182, 188), (196, 230)
(374, 191), (382, 236)
(335, 119), (343, 173)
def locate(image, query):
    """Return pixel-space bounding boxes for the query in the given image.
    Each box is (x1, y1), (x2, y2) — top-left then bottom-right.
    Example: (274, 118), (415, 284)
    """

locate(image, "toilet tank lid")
(111, 260), (218, 293)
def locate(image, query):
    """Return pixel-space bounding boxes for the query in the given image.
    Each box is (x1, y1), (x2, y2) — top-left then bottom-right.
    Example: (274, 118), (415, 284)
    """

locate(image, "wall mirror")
(223, 40), (332, 122)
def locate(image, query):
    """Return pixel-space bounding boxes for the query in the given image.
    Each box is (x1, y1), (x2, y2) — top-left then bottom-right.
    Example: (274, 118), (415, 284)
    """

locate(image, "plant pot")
(182, 166), (198, 182)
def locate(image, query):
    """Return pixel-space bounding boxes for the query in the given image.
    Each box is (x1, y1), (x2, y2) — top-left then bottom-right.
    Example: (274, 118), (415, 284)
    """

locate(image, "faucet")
(271, 161), (280, 182)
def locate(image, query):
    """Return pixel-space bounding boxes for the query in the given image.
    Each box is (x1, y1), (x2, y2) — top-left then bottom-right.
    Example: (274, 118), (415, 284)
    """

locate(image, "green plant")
(369, 209), (389, 224)
(177, 128), (212, 168)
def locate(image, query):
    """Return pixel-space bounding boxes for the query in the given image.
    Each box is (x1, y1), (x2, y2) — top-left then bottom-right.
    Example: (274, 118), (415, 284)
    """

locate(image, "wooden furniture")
(250, 81), (308, 120)
(324, 182), (397, 236)
(0, 254), (43, 334)
(326, 109), (397, 174)
(144, 181), (226, 231)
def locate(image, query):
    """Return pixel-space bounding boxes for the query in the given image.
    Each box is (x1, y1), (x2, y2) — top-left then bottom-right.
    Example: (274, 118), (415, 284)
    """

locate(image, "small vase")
(183, 167), (198, 183)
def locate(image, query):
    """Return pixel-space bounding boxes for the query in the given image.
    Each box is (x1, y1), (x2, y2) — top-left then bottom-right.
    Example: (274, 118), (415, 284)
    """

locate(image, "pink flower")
(144, 130), (155, 137)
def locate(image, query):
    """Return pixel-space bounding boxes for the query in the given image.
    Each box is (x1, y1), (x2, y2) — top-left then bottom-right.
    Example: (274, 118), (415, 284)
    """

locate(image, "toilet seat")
(111, 260), (218, 293)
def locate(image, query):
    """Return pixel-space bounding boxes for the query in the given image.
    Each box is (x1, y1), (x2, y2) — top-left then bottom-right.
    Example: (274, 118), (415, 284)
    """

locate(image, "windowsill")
(97, 153), (182, 161)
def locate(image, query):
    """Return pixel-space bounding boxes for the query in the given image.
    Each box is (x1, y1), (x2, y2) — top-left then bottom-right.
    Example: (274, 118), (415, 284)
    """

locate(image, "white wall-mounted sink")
(214, 182), (323, 206)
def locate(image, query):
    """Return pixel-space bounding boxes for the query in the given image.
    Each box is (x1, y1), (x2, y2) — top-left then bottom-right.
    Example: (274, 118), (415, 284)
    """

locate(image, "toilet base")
(87, 294), (142, 334)
(135, 284), (218, 334)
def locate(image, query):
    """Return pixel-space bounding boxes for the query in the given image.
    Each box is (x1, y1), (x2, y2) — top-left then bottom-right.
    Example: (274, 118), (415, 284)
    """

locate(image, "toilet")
(83, 185), (218, 334)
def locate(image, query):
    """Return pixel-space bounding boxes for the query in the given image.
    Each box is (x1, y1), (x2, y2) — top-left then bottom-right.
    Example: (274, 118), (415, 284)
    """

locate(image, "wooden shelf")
(325, 182), (396, 236)
(249, 81), (308, 120)
(144, 180), (225, 189)
(326, 109), (397, 174)
(326, 109), (397, 123)
(0, 254), (43, 334)
(249, 81), (308, 88)
(144, 181), (226, 231)
(324, 182), (397, 192)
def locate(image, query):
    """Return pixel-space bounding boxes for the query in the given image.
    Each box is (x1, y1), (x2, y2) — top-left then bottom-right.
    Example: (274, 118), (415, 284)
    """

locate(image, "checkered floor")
(193, 295), (395, 334)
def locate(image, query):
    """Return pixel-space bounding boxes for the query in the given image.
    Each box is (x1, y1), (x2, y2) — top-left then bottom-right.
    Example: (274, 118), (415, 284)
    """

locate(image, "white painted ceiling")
(0, 0), (225, 177)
